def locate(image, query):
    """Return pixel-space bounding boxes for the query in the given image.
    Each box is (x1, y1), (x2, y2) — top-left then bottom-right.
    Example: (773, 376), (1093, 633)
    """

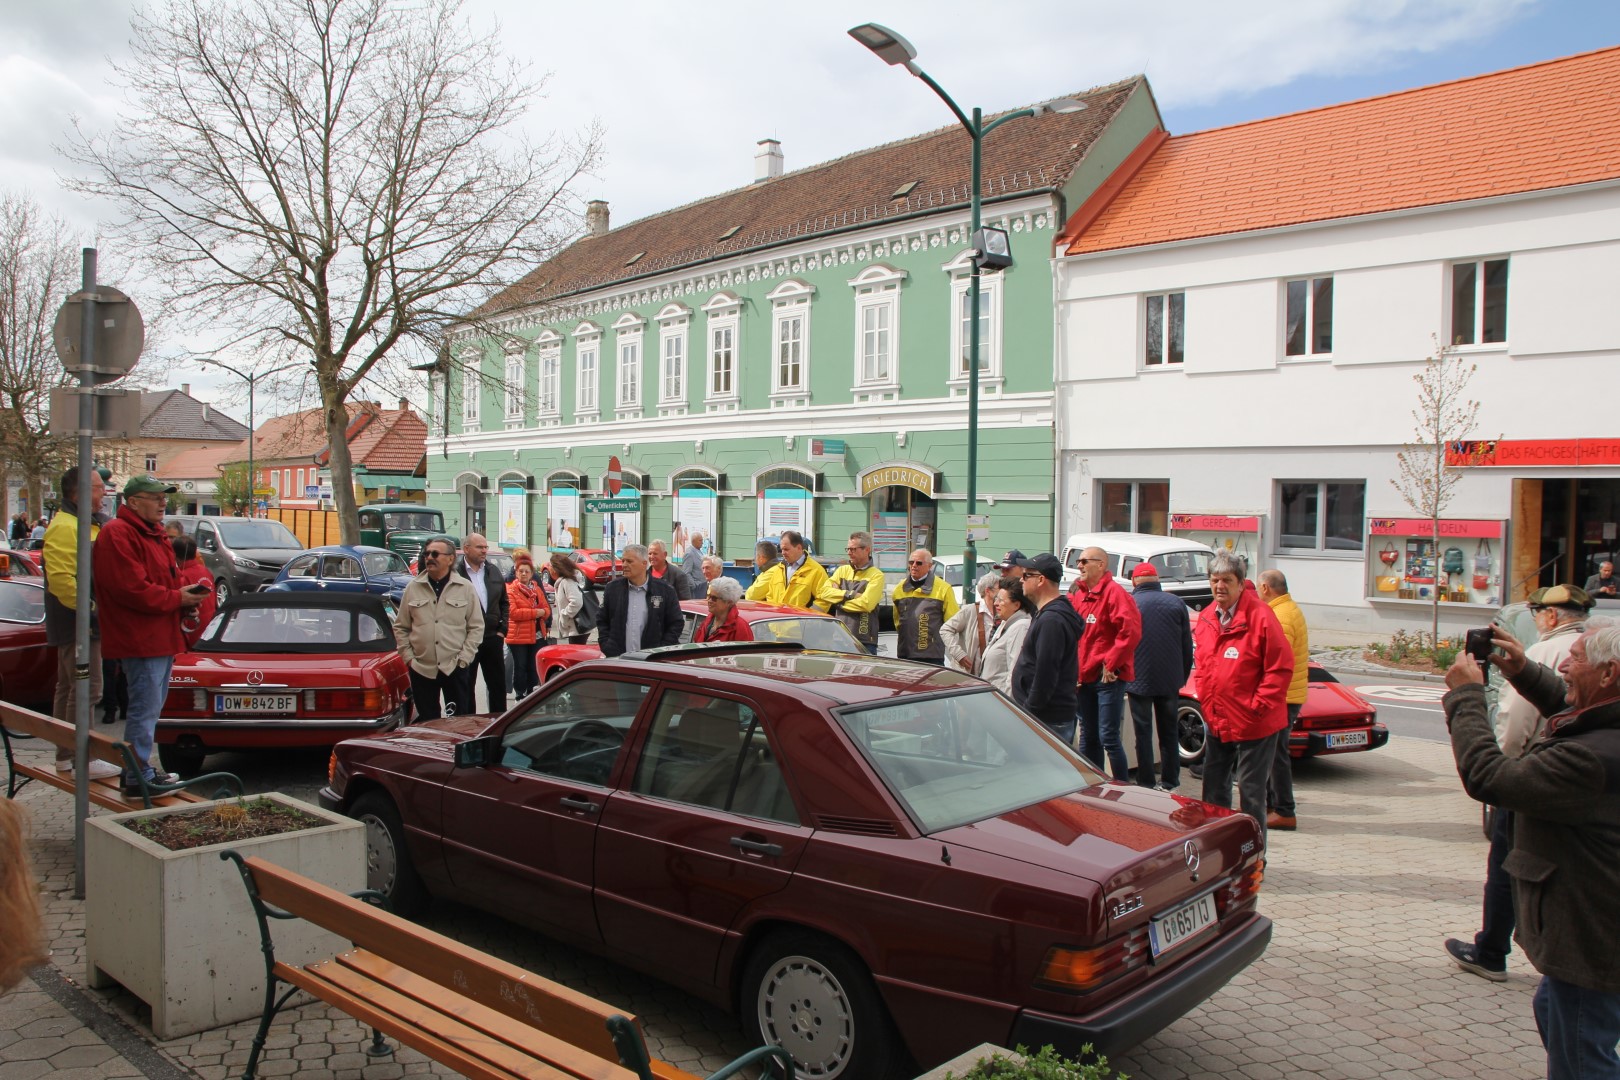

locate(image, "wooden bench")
(1, 701), (242, 811)
(222, 852), (793, 1080)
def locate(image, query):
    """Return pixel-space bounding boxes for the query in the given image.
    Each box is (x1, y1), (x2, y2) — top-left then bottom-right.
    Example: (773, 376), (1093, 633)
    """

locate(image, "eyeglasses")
(907, 559), (930, 566)
(1528, 604), (1548, 614)
(1077, 557), (1103, 565)
(1021, 571), (1044, 582)
(421, 551), (447, 560)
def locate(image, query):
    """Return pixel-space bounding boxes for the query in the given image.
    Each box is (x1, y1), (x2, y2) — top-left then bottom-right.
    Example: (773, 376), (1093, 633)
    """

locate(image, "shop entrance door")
(869, 486), (935, 573)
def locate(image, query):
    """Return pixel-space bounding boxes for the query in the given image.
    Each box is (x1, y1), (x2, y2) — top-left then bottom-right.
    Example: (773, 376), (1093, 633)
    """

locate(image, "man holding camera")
(1444, 620), (1620, 1079)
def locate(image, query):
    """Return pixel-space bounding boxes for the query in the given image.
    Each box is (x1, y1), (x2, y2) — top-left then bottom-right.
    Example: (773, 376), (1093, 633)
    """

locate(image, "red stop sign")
(606, 455), (622, 496)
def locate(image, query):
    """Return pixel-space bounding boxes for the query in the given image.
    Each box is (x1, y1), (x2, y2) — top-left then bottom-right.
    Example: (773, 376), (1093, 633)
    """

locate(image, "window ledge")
(770, 392), (809, 408)
(1281, 354), (1333, 365)
(1451, 342), (1510, 356)
(1136, 364), (1185, 374)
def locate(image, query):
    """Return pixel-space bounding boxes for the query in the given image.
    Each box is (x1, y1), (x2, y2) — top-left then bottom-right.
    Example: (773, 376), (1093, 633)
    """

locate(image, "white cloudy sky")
(4, 0), (1613, 413)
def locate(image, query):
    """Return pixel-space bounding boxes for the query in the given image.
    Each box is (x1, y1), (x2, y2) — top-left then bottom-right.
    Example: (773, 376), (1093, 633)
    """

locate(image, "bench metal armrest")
(704, 1045), (795, 1080)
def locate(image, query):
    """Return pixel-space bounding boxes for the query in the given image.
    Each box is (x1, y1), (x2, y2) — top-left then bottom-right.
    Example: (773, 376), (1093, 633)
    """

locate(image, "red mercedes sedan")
(321, 643), (1271, 1080)
(158, 592), (411, 777)
(0, 578), (55, 710)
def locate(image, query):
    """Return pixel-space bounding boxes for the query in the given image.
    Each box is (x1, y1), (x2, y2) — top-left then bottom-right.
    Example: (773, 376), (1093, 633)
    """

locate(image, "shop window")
(1098, 481), (1169, 534)
(1144, 292), (1185, 367)
(1284, 277), (1333, 357)
(1451, 258), (1508, 345)
(1276, 481), (1365, 554)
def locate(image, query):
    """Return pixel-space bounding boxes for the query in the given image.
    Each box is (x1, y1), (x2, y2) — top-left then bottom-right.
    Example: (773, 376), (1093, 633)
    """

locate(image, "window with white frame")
(1276, 480), (1365, 554)
(655, 303), (690, 412)
(145, 452), (158, 472)
(1451, 258), (1509, 345)
(944, 253), (1003, 392)
(1284, 276), (1333, 357)
(702, 293), (741, 408)
(504, 348), (525, 422)
(536, 335), (561, 421)
(767, 279), (815, 405)
(1143, 292), (1185, 367)
(850, 264), (905, 394)
(613, 314), (644, 414)
(460, 350), (480, 427)
(573, 323), (601, 418)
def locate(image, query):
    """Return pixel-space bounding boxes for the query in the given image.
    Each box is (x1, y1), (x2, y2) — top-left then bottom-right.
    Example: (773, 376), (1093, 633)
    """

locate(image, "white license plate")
(1326, 730), (1369, 749)
(1149, 893), (1217, 957)
(215, 694), (298, 713)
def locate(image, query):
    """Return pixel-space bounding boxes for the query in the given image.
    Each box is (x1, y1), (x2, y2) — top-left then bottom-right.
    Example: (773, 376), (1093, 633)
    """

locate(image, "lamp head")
(1034, 97), (1086, 116)
(849, 23), (918, 69)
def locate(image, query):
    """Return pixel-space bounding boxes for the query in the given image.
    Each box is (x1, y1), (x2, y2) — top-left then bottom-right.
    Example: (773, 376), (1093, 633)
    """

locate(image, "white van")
(1059, 532), (1217, 610)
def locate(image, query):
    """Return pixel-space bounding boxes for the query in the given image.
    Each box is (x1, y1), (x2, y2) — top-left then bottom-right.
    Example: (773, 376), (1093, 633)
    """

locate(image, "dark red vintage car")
(1177, 663), (1388, 763)
(158, 592), (411, 777)
(0, 579), (55, 709)
(321, 644), (1270, 1079)
(532, 599), (863, 682)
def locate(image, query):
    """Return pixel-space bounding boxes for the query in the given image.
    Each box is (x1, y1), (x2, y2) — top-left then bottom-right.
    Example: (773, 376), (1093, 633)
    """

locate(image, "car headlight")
(232, 555), (256, 569)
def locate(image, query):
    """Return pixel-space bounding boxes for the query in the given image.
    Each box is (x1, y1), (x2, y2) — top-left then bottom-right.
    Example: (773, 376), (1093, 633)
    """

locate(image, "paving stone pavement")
(7, 733), (1546, 1080)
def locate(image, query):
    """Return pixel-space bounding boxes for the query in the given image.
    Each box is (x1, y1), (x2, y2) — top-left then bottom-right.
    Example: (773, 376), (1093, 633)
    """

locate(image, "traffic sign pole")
(71, 250), (97, 900)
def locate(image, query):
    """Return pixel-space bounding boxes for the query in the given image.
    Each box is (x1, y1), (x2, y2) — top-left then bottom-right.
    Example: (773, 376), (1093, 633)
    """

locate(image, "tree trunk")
(322, 388), (361, 546)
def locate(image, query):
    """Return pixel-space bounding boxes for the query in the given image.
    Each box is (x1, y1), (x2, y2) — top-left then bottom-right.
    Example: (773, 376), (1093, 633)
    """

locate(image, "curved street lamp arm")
(909, 68), (976, 138)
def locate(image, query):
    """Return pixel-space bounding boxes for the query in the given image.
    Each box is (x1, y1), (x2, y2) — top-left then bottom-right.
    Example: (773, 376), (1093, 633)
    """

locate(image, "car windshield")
(0, 582), (44, 624)
(383, 512), (442, 531)
(1144, 550), (1211, 583)
(835, 690), (1101, 833)
(215, 521), (302, 549)
(362, 552), (408, 576)
(210, 605), (390, 650)
(751, 617), (863, 653)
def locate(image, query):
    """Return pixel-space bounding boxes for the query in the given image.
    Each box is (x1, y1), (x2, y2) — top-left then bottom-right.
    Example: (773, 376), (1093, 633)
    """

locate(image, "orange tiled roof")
(220, 406), (352, 466)
(338, 408), (426, 473)
(1065, 46), (1620, 255)
(158, 442), (244, 480)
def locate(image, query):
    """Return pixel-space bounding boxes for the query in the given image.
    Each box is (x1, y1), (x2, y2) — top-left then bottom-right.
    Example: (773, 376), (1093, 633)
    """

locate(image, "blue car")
(266, 545), (413, 604)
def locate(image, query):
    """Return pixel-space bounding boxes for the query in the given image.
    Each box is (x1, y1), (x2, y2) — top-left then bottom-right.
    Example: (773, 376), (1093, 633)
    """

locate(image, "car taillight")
(1217, 860), (1265, 917)
(163, 689), (208, 715)
(328, 750), (339, 786)
(1035, 931), (1149, 994)
(304, 689), (387, 712)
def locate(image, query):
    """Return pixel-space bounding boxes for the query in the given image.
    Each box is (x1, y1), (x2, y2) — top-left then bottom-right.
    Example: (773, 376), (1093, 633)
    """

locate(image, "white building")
(1053, 46), (1620, 636)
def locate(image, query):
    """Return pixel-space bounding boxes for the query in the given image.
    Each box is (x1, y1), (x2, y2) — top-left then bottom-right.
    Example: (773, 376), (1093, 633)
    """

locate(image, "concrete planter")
(914, 1044), (1020, 1080)
(85, 792), (363, 1039)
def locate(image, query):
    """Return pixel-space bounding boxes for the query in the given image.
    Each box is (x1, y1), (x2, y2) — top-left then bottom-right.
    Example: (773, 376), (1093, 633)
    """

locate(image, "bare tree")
(0, 190), (81, 518)
(65, 0), (600, 542)
(1391, 336), (1485, 642)
(214, 461), (254, 516)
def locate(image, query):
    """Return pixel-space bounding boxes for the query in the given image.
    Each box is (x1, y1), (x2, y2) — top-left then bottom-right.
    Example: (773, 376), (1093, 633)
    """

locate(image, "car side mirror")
(453, 734), (502, 769)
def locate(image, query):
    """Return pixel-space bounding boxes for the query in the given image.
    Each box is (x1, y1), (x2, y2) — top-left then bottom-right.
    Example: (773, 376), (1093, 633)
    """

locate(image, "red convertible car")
(158, 592), (412, 777)
(569, 548), (622, 586)
(0, 578), (55, 709)
(533, 599), (863, 682)
(1177, 663), (1387, 764)
(322, 643), (1270, 1080)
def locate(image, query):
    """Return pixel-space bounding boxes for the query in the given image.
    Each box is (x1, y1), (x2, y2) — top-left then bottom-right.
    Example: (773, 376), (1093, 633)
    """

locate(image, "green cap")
(123, 474), (178, 497)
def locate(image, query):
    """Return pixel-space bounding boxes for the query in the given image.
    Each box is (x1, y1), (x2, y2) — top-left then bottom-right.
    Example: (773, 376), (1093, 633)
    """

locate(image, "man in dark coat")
(1123, 564), (1193, 790)
(599, 544), (682, 657)
(454, 533), (509, 713)
(1011, 553), (1084, 744)
(1444, 625), (1620, 1079)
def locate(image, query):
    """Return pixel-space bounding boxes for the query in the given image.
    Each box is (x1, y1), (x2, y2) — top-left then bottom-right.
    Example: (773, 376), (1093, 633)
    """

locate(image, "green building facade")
(427, 77), (1162, 579)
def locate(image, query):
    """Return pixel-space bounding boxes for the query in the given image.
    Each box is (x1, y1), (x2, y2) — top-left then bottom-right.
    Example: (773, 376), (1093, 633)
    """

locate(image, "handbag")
(573, 586), (602, 635)
(1379, 542), (1399, 566)
(1442, 546), (1466, 576)
(1472, 572), (1490, 591)
(1375, 575), (1399, 593)
(1473, 540), (1492, 573)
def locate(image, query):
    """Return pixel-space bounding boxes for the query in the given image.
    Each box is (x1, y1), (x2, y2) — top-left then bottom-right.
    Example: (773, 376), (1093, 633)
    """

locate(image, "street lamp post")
(850, 23), (1081, 602)
(195, 357), (301, 515)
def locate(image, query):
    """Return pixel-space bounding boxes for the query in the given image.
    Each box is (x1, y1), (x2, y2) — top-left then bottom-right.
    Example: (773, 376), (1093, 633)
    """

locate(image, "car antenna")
(940, 845), (951, 866)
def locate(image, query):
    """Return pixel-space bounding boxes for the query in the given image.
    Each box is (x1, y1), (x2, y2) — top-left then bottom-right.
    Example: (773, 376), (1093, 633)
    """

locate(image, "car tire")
(213, 577), (232, 607)
(350, 791), (428, 918)
(742, 930), (909, 1080)
(1177, 696), (1208, 765)
(157, 743), (207, 779)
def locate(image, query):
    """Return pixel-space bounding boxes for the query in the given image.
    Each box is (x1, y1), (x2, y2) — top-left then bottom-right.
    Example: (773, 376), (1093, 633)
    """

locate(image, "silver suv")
(167, 516), (304, 605)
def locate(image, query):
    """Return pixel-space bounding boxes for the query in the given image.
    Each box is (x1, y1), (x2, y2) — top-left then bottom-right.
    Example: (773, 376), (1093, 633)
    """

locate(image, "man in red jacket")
(1070, 546), (1142, 779)
(1193, 551), (1295, 845)
(92, 476), (209, 794)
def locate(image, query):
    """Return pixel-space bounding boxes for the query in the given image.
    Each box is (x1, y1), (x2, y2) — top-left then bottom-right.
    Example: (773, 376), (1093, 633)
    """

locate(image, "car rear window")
(362, 552), (408, 576)
(835, 690), (1101, 833)
(215, 521), (303, 549)
(204, 604), (391, 651)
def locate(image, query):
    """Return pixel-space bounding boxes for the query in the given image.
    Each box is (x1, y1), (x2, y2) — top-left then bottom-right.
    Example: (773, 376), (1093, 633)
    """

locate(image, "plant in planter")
(85, 792), (363, 1039)
(945, 1044), (1123, 1080)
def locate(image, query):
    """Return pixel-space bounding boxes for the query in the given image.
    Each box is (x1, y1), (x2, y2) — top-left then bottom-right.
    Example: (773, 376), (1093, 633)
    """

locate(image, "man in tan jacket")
(394, 536), (484, 719)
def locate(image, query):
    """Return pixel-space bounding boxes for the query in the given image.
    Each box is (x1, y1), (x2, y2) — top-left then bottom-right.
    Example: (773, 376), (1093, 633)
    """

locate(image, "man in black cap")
(1010, 553), (1083, 744)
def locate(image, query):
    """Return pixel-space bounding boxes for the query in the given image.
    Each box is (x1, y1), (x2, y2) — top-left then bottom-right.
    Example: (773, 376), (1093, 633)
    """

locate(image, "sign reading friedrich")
(858, 464), (936, 498)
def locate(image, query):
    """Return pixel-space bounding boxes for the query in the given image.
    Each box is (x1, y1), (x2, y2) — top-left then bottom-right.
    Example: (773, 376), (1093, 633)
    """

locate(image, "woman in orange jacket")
(505, 557), (549, 699)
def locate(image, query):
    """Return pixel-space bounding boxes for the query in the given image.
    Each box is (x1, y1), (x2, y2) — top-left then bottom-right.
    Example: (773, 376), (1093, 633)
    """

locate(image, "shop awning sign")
(857, 463), (937, 498)
(1170, 514), (1260, 533)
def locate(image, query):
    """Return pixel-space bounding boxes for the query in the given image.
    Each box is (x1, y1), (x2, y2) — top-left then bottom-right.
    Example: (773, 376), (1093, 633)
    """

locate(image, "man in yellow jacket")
(893, 548), (959, 664)
(1257, 569), (1308, 830)
(827, 531), (887, 654)
(745, 540), (785, 603)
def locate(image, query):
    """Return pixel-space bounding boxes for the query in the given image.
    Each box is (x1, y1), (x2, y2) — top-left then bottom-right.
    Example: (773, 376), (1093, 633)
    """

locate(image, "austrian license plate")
(1149, 892), (1217, 958)
(214, 694), (298, 714)
(1326, 730), (1369, 749)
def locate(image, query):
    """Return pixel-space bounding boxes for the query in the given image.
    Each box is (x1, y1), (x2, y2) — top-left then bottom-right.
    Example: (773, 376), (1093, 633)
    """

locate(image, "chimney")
(398, 397), (410, 412)
(585, 200), (610, 237)
(754, 139), (783, 183)
(181, 383), (190, 395)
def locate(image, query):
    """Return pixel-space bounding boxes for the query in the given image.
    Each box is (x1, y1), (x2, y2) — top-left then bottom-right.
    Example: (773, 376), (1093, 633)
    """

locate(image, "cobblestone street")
(5, 733), (1545, 1080)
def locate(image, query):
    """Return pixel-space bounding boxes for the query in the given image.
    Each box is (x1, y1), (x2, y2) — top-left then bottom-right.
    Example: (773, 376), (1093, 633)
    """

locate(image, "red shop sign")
(1170, 514), (1261, 533)
(1367, 518), (1502, 539)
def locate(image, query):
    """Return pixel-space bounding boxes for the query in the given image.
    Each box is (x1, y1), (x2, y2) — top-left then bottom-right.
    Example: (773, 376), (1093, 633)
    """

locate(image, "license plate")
(1149, 893), (1217, 957)
(1327, 730), (1369, 749)
(215, 694), (298, 713)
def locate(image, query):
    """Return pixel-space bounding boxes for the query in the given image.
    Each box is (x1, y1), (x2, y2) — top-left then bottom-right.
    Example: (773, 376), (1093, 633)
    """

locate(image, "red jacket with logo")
(92, 505), (186, 660)
(1069, 575), (1142, 683)
(1192, 588), (1294, 742)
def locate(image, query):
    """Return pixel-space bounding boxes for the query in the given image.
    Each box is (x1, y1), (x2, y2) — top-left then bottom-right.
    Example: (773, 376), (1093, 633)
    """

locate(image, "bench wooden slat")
(246, 857), (644, 1061)
(335, 950), (659, 1080)
(314, 953), (635, 1080)
(275, 960), (534, 1080)
(1, 702), (128, 768)
(10, 762), (206, 812)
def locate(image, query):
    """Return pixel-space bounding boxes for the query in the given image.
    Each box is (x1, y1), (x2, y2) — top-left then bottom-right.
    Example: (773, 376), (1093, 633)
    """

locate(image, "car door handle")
(730, 836), (783, 857)
(559, 796), (598, 814)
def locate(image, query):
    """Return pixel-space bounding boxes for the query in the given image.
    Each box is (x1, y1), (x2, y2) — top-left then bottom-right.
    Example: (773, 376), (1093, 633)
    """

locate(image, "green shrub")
(948, 1044), (1124, 1080)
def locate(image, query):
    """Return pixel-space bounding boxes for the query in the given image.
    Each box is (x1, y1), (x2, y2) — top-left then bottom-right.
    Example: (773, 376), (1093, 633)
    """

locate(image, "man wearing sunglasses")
(394, 536), (483, 720)
(892, 548), (958, 664)
(1010, 552), (1083, 743)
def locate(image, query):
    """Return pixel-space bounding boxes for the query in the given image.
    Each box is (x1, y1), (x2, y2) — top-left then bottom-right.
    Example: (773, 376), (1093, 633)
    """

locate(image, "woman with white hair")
(942, 571), (1001, 676)
(694, 577), (754, 642)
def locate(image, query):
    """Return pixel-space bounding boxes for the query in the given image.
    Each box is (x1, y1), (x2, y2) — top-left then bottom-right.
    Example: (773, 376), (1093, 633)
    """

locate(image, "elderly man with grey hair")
(700, 554), (726, 584)
(1445, 624), (1620, 1076)
(943, 570), (1001, 676)
(598, 543), (682, 657)
(694, 576), (754, 642)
